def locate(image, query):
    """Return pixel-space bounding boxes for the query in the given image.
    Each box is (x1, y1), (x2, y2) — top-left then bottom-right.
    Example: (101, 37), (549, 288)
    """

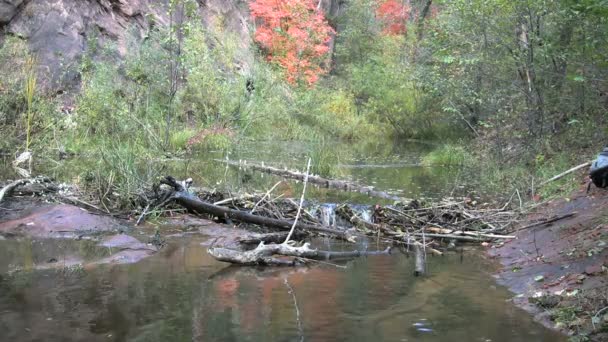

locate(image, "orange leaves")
(249, 0), (334, 86)
(376, 0), (411, 35)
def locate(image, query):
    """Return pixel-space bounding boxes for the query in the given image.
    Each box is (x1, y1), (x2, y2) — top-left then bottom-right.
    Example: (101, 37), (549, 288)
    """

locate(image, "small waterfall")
(311, 203), (374, 228)
(350, 204), (373, 223)
(317, 203), (337, 227)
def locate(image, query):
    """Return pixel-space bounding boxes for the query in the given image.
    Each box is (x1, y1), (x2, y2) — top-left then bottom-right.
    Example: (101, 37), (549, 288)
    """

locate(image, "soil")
(489, 184), (608, 340)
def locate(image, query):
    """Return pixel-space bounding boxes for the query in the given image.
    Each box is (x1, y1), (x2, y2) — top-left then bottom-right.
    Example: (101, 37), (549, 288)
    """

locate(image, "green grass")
(309, 138), (341, 177)
(421, 144), (471, 167)
(169, 129), (196, 150)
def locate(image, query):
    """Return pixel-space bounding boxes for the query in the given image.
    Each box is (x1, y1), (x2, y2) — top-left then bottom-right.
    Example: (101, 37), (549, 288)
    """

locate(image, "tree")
(249, 0), (334, 86)
(376, 0), (411, 35)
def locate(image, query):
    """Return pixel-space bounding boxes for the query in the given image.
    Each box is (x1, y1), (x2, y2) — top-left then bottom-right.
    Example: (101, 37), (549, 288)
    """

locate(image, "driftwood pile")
(154, 172), (520, 267)
(0, 166), (522, 270)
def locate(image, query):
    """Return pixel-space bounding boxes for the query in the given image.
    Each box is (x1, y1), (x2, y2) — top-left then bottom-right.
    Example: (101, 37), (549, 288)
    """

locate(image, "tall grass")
(310, 138), (341, 177)
(24, 56), (37, 151)
(421, 144), (471, 167)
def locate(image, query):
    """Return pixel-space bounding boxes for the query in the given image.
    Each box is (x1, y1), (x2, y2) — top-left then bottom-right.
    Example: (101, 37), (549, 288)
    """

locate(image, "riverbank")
(490, 180), (608, 340)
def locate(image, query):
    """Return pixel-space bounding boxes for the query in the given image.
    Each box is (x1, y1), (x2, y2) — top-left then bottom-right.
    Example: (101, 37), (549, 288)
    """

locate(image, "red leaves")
(249, 0), (334, 86)
(376, 0), (411, 35)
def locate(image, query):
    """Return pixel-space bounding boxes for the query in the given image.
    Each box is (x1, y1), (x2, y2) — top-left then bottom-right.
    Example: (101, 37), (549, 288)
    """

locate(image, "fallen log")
(160, 176), (354, 241)
(237, 232), (306, 245)
(208, 242), (391, 266)
(216, 159), (406, 202)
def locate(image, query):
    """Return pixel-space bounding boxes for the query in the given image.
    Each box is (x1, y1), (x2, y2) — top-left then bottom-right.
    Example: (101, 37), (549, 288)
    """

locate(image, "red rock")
(584, 264), (604, 276)
(0, 204), (123, 238)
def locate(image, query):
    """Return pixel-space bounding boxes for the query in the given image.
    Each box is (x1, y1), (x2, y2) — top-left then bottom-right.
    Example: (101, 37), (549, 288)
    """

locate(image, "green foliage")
(309, 139), (341, 177)
(533, 153), (582, 199)
(0, 37), (59, 152)
(0, 37), (29, 129)
(293, 88), (380, 140)
(93, 142), (161, 209)
(23, 56), (37, 151)
(2, 0), (606, 208)
(198, 132), (234, 151)
(169, 129), (196, 150)
(179, 25), (248, 128)
(77, 62), (131, 139)
(422, 144), (471, 167)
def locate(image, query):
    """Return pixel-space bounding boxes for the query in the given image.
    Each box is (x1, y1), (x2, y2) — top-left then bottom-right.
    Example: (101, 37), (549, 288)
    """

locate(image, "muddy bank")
(490, 186), (608, 340)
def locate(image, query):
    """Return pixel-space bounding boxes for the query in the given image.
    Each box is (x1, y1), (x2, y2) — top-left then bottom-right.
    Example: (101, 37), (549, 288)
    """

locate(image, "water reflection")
(0, 140), (559, 341)
(0, 237), (564, 342)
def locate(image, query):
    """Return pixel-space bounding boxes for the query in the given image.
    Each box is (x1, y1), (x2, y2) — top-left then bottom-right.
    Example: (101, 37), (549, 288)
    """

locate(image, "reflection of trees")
(0, 239), (563, 342)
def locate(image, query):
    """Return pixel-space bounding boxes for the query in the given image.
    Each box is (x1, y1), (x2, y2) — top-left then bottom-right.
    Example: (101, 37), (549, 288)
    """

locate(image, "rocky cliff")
(0, 0), (253, 90)
(0, 0), (343, 91)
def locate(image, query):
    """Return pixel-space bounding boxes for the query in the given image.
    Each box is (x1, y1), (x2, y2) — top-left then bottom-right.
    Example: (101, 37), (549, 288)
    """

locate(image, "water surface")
(0, 140), (563, 341)
(0, 237), (563, 342)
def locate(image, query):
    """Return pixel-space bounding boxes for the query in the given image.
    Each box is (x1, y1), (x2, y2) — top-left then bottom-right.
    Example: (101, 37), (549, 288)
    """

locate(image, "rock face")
(0, 0), (253, 90)
(0, 0), (343, 91)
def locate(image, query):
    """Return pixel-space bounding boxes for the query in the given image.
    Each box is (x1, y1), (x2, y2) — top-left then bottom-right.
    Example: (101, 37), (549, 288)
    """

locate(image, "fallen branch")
(208, 241), (391, 266)
(0, 179), (29, 203)
(516, 212), (576, 231)
(412, 232), (495, 242)
(461, 231), (515, 239)
(0, 177), (52, 203)
(160, 176), (353, 241)
(336, 204), (443, 255)
(216, 159), (406, 202)
(237, 231), (306, 245)
(284, 158), (311, 244)
(251, 181), (282, 214)
(537, 161), (591, 188)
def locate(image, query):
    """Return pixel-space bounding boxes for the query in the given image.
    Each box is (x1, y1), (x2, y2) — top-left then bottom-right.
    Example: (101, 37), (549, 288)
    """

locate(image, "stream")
(0, 140), (564, 341)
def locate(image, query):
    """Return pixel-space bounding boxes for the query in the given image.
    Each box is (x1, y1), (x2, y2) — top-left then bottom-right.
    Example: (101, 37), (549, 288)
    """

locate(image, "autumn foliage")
(249, 0), (334, 85)
(376, 0), (411, 35)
